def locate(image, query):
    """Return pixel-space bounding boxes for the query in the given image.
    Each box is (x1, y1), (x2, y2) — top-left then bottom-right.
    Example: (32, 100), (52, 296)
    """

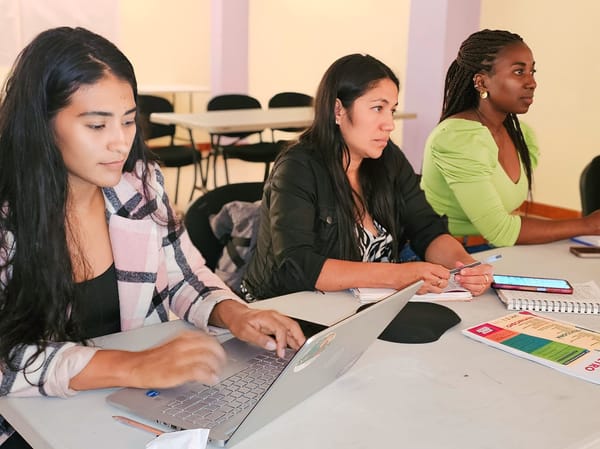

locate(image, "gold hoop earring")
(480, 91), (488, 100)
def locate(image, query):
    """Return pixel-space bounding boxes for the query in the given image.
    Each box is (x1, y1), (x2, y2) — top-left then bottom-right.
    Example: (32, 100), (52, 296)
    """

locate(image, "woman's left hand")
(452, 262), (494, 296)
(210, 300), (306, 358)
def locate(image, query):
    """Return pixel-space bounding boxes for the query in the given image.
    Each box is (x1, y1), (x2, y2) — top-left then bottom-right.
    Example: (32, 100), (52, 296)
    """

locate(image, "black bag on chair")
(209, 200), (261, 294)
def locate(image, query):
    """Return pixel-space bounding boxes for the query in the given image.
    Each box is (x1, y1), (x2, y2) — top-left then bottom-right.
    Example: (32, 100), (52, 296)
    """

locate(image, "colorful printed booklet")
(463, 311), (600, 384)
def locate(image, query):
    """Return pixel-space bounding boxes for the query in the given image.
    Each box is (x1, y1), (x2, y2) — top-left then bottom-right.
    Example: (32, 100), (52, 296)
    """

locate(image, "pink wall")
(402, 0), (480, 171)
(210, 0), (249, 96)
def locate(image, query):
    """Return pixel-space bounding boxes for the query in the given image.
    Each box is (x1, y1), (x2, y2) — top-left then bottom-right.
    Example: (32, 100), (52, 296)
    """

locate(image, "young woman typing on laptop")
(0, 27), (304, 448)
(242, 54), (493, 301)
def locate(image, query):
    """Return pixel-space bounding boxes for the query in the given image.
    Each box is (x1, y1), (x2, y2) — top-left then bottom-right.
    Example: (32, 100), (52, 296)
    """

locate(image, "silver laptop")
(107, 281), (421, 447)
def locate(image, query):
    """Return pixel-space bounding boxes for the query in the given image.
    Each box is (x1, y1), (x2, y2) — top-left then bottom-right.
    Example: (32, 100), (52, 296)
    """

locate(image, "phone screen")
(492, 274), (573, 293)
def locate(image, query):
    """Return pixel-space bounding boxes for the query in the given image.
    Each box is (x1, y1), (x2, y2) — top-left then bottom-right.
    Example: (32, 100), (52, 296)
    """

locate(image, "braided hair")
(441, 29), (533, 189)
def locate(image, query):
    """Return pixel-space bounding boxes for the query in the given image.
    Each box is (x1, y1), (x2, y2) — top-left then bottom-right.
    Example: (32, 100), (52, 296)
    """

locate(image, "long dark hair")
(441, 29), (533, 189)
(293, 53), (402, 260)
(0, 27), (151, 374)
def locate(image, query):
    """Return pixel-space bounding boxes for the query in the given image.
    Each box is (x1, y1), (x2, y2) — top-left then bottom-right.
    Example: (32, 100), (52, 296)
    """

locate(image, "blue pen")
(449, 254), (502, 274)
(570, 237), (595, 247)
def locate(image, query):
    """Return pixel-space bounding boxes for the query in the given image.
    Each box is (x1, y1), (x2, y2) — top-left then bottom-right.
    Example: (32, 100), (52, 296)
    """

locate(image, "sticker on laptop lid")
(293, 331), (336, 372)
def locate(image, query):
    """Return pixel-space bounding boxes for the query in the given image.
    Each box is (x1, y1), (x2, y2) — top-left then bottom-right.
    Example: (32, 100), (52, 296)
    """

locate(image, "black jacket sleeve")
(391, 143), (448, 259)
(244, 149), (332, 298)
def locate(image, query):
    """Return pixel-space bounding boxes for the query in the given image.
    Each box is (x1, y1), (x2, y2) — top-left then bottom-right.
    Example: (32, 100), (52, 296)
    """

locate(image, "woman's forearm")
(424, 234), (476, 267)
(69, 349), (139, 391)
(314, 258), (444, 292)
(517, 213), (600, 244)
(70, 331), (226, 391)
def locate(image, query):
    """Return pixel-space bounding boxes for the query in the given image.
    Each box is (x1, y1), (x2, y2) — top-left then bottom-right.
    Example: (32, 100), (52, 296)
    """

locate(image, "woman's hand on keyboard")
(133, 331), (227, 387)
(210, 300), (306, 358)
(70, 331), (226, 390)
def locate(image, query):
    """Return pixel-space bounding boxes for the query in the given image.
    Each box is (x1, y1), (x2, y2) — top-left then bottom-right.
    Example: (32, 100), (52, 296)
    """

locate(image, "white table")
(150, 107), (417, 134)
(151, 107), (417, 189)
(1, 241), (599, 449)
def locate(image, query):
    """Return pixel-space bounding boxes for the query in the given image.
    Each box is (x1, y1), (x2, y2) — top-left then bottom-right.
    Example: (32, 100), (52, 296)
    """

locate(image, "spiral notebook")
(496, 280), (600, 314)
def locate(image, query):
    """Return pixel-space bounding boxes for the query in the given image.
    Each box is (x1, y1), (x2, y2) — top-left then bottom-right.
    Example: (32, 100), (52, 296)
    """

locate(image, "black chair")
(184, 182), (264, 271)
(138, 95), (204, 204)
(580, 155), (600, 216)
(268, 91), (313, 142)
(207, 94), (279, 187)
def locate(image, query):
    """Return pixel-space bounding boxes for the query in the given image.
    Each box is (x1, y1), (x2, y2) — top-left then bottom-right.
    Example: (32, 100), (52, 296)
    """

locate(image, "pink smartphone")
(491, 274), (573, 294)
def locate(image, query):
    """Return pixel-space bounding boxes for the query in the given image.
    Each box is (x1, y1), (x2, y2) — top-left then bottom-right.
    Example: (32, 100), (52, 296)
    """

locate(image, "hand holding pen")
(451, 254), (502, 295)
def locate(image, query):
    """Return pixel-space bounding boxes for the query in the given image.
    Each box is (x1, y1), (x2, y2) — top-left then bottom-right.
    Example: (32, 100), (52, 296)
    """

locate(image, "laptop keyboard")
(161, 350), (293, 429)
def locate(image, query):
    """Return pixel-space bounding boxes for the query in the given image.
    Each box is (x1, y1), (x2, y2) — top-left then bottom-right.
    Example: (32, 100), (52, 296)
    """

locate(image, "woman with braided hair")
(421, 29), (600, 250)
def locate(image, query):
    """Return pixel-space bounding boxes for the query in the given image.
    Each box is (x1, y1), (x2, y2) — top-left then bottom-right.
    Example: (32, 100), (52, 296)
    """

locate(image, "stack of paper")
(411, 289), (472, 302)
(350, 286), (472, 304)
(350, 287), (396, 303)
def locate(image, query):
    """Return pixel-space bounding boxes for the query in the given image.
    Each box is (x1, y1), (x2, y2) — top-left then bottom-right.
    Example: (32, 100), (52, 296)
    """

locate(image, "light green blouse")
(420, 118), (539, 247)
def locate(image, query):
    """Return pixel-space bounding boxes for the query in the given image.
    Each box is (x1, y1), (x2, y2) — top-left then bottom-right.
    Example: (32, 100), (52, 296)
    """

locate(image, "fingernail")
(265, 340), (276, 351)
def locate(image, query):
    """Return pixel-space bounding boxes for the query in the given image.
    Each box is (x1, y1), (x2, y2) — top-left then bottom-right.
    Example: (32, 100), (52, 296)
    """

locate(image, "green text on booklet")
(463, 311), (600, 384)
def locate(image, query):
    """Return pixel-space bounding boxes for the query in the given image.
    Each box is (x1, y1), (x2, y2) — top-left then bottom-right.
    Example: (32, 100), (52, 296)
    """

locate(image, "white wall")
(247, 0), (411, 145)
(0, 0), (120, 88)
(119, 0), (211, 112)
(1, 1), (594, 211)
(480, 0), (598, 210)
(0, 0), (211, 112)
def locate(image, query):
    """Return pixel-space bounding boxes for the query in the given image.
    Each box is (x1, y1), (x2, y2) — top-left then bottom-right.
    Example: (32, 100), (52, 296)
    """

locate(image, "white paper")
(146, 428), (209, 449)
(352, 283), (472, 303)
(571, 235), (600, 247)
(350, 287), (396, 303)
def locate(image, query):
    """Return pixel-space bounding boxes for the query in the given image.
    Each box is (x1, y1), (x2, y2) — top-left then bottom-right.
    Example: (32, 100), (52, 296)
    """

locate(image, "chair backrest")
(268, 92), (314, 133)
(207, 94), (263, 141)
(184, 182), (265, 270)
(137, 95), (176, 141)
(580, 155), (600, 215)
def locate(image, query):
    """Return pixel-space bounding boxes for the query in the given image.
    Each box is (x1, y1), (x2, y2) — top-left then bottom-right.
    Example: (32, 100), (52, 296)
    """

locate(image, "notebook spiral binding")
(508, 298), (600, 314)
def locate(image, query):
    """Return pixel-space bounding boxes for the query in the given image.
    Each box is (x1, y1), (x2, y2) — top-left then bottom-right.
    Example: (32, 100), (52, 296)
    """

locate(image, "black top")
(243, 141), (449, 299)
(74, 263), (121, 339)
